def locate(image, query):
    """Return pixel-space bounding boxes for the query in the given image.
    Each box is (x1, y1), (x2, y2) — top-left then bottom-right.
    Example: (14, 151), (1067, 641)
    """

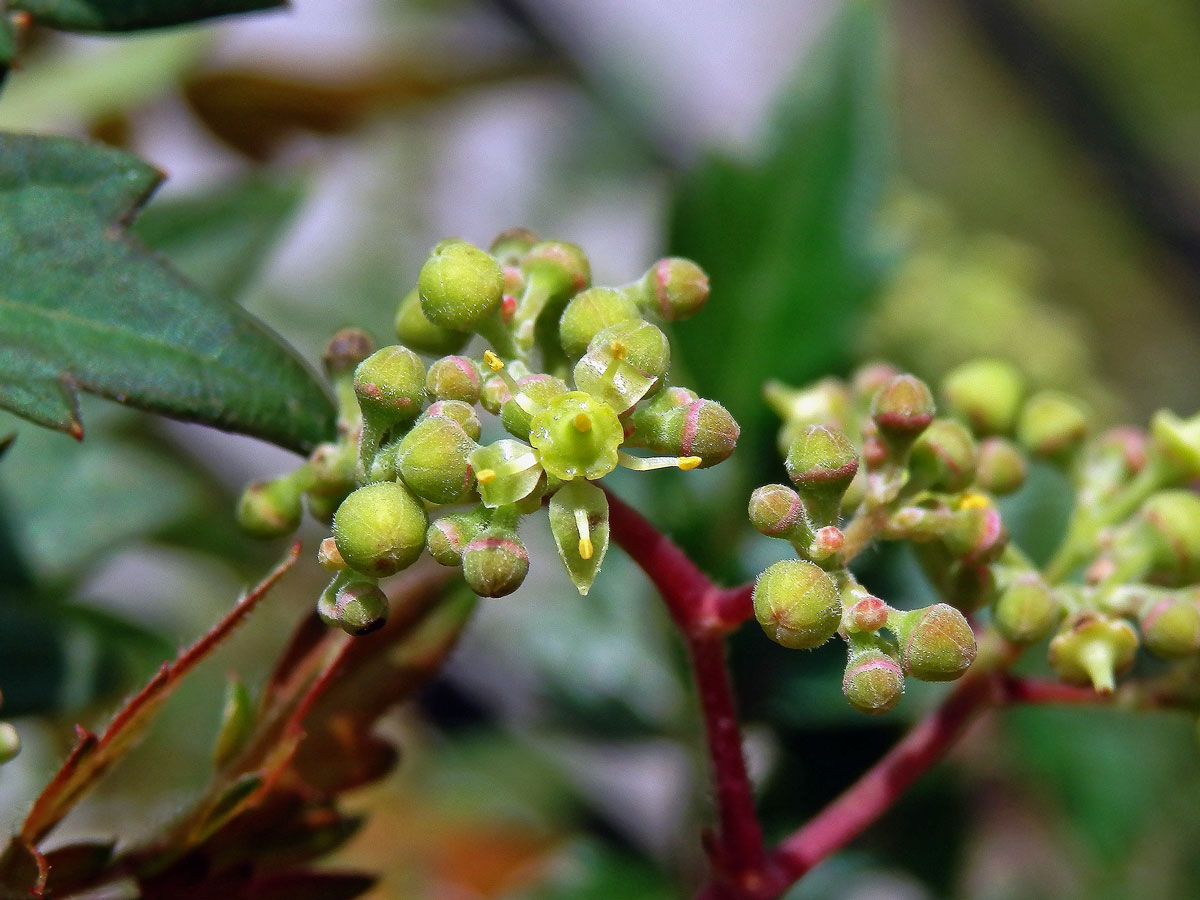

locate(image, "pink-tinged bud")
(748, 484), (806, 539)
(975, 437), (1027, 495)
(908, 419), (978, 493)
(848, 596), (888, 632)
(870, 375), (935, 441)
(812, 526), (844, 558)
(333, 481), (428, 577)
(317, 536), (345, 571)
(842, 649), (905, 715)
(558, 287), (642, 359)
(332, 581), (390, 636)
(637, 257), (709, 323)
(426, 355), (482, 404)
(463, 532), (530, 598)
(850, 362), (901, 403)
(1140, 593), (1200, 660)
(353, 345), (427, 430)
(753, 559), (842, 650)
(426, 511), (487, 566)
(784, 425), (859, 526)
(423, 399), (481, 441)
(892, 603), (977, 682)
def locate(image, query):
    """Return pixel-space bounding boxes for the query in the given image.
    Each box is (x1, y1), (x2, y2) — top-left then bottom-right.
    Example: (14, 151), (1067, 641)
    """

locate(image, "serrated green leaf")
(8, 0), (284, 33)
(668, 0), (891, 455)
(0, 133), (334, 452)
(133, 176), (303, 301)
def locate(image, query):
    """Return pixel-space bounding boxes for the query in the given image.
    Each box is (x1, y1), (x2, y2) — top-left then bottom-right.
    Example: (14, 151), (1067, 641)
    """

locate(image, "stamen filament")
(617, 451), (703, 472)
(575, 507), (593, 560)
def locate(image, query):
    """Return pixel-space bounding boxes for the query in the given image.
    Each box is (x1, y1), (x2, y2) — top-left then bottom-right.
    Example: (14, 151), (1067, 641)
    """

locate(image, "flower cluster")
(237, 229), (738, 634)
(754, 359), (1200, 714)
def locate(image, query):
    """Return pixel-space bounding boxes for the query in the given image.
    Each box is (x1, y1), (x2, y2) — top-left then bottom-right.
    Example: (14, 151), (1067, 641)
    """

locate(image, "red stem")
(688, 636), (768, 890)
(764, 673), (997, 889)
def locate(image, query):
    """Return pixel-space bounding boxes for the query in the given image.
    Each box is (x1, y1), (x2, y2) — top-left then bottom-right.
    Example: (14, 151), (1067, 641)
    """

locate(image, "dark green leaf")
(0, 133), (334, 453)
(8, 0), (284, 33)
(668, 0), (892, 454)
(133, 176), (303, 301)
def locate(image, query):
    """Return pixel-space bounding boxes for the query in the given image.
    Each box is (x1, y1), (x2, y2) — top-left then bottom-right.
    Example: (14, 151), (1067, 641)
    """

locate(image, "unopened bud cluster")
(756, 358), (1200, 716)
(238, 230), (738, 633)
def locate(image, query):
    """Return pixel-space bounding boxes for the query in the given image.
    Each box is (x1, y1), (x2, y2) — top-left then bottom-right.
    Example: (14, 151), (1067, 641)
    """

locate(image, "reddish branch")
(605, 488), (1194, 900)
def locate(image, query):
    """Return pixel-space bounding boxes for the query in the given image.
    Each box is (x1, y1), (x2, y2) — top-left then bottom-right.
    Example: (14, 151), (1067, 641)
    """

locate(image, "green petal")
(549, 479), (610, 595)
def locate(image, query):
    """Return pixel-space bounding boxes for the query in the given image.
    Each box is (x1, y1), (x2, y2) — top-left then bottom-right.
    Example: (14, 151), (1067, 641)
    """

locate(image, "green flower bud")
(850, 363), (900, 403)
(418, 239), (505, 331)
(635, 257), (709, 322)
(309, 441), (355, 494)
(423, 400), (481, 441)
(237, 475), (304, 539)
(549, 478), (610, 595)
(395, 415), (477, 505)
(943, 502), (1008, 565)
(394, 288), (468, 355)
(1017, 391), (1089, 461)
(478, 359), (531, 415)
(992, 575), (1059, 643)
(529, 392), (623, 481)
(322, 327), (375, 379)
(501, 374), (569, 441)
(463, 531), (530, 598)
(306, 491), (342, 526)
(573, 320), (670, 413)
(1150, 409), (1200, 483)
(1049, 613), (1138, 694)
(842, 648), (905, 715)
(1137, 490), (1200, 583)
(628, 397), (739, 468)
(784, 425), (859, 527)
(488, 226), (540, 265)
(332, 580), (390, 636)
(470, 439), (544, 508)
(908, 419), (978, 493)
(559, 287), (642, 359)
(1140, 594), (1200, 659)
(426, 355), (482, 404)
(753, 559), (841, 650)
(0, 721), (19, 765)
(333, 481), (428, 577)
(353, 345), (427, 430)
(627, 386), (696, 443)
(521, 241), (590, 299)
(892, 603), (977, 682)
(975, 437), (1027, 495)
(870, 374), (935, 443)
(748, 483), (807, 540)
(426, 510), (488, 566)
(941, 358), (1025, 436)
(764, 377), (853, 455)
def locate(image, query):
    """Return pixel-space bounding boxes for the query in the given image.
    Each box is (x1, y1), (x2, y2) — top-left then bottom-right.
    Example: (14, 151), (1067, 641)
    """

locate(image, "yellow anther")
(476, 468), (497, 485)
(678, 456), (702, 471)
(574, 507), (593, 560)
(959, 492), (990, 511)
(483, 350), (505, 372)
(609, 341), (627, 361)
(573, 412), (592, 433)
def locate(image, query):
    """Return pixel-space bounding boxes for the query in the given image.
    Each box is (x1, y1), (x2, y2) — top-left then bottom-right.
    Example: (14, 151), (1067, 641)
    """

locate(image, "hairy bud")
(753, 559), (842, 650)
(784, 425), (859, 526)
(237, 476), (303, 539)
(322, 327), (375, 379)
(892, 603), (977, 682)
(636, 257), (709, 322)
(463, 531), (530, 598)
(842, 648), (905, 715)
(395, 415), (477, 505)
(1017, 391), (1089, 462)
(426, 355), (482, 404)
(908, 419), (978, 493)
(426, 511), (488, 566)
(333, 481), (428, 577)
(870, 374), (935, 444)
(353, 345), (427, 430)
(1140, 593), (1200, 660)
(559, 287), (642, 359)
(418, 239), (505, 331)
